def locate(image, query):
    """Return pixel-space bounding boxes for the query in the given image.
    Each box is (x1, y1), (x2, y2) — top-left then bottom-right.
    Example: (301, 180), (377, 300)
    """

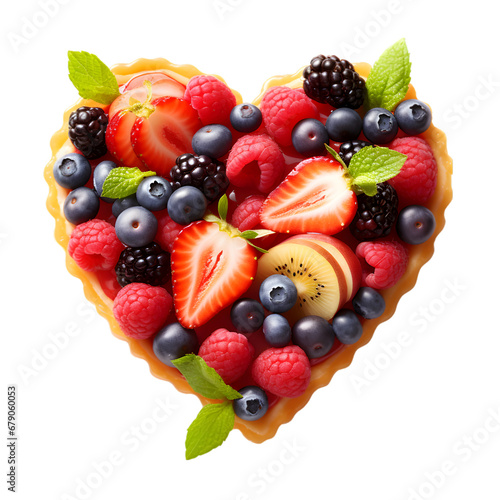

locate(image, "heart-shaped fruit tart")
(45, 40), (452, 459)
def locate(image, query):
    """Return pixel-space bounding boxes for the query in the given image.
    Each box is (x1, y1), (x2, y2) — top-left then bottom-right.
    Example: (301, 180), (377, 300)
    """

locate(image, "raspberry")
(251, 346), (311, 398)
(226, 134), (285, 193)
(170, 153), (229, 202)
(68, 106), (108, 159)
(388, 137), (437, 206)
(303, 55), (366, 109)
(68, 219), (123, 272)
(260, 86), (318, 147)
(184, 75), (236, 127)
(155, 209), (184, 253)
(115, 242), (170, 287)
(356, 239), (409, 289)
(198, 328), (254, 385)
(113, 283), (172, 339)
(230, 195), (266, 231)
(350, 182), (399, 241)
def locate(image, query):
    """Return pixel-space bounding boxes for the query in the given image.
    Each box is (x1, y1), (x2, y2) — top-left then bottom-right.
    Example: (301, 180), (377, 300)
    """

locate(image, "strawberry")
(131, 96), (201, 176)
(106, 111), (144, 168)
(171, 195), (271, 329)
(260, 145), (408, 235)
(260, 156), (357, 235)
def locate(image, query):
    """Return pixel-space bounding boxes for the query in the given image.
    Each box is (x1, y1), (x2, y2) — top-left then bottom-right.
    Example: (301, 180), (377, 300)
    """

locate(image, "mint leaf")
(172, 354), (242, 401)
(68, 51), (120, 105)
(348, 146), (406, 196)
(185, 402), (234, 460)
(218, 194), (228, 221)
(365, 39), (411, 111)
(101, 167), (156, 199)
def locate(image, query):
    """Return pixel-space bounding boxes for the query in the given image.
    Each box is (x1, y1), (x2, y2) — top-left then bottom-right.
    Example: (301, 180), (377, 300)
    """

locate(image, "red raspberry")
(226, 134), (285, 193)
(230, 195), (266, 231)
(68, 219), (123, 272)
(260, 86), (319, 146)
(155, 209), (184, 252)
(388, 137), (437, 206)
(252, 346), (311, 398)
(184, 75), (237, 127)
(198, 328), (254, 385)
(113, 283), (172, 339)
(356, 239), (409, 289)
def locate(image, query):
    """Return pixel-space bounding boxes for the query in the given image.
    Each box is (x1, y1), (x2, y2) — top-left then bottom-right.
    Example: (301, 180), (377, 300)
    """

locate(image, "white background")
(2, 0), (500, 499)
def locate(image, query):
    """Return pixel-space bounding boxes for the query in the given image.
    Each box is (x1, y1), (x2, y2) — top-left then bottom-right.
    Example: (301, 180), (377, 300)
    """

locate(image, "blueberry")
(352, 287), (386, 319)
(259, 275), (298, 313)
(230, 104), (262, 133)
(362, 107), (399, 144)
(53, 153), (91, 189)
(192, 124), (233, 159)
(263, 314), (291, 347)
(136, 176), (172, 212)
(332, 309), (363, 345)
(115, 206), (158, 247)
(394, 99), (432, 135)
(325, 108), (363, 142)
(167, 186), (208, 225)
(230, 298), (265, 334)
(93, 160), (117, 203)
(233, 386), (268, 421)
(396, 205), (436, 244)
(291, 118), (329, 157)
(153, 322), (199, 367)
(292, 315), (335, 359)
(112, 194), (139, 218)
(63, 187), (100, 225)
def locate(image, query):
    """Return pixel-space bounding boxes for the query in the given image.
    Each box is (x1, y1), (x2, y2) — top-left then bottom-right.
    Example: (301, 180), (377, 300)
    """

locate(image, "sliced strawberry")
(171, 220), (258, 329)
(131, 97), (201, 177)
(260, 156), (357, 235)
(105, 111), (144, 168)
(110, 77), (185, 120)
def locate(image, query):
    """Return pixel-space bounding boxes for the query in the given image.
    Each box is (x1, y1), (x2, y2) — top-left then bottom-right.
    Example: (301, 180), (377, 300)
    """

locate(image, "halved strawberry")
(111, 76), (185, 120)
(105, 111), (144, 168)
(131, 97), (201, 176)
(171, 220), (259, 329)
(260, 156), (357, 235)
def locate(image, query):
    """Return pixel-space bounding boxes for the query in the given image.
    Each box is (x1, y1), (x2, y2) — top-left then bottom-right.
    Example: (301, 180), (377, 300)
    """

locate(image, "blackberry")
(350, 182), (399, 241)
(170, 154), (229, 203)
(115, 242), (170, 287)
(303, 55), (366, 109)
(338, 140), (373, 167)
(68, 106), (108, 159)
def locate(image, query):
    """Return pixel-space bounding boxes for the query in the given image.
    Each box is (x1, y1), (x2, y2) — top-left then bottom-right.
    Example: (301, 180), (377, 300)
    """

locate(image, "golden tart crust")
(44, 58), (453, 443)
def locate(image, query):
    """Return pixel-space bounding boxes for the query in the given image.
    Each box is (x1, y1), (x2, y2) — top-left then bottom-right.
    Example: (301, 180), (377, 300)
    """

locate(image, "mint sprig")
(325, 144), (406, 196)
(365, 39), (411, 111)
(171, 354), (242, 459)
(68, 51), (120, 105)
(101, 167), (156, 199)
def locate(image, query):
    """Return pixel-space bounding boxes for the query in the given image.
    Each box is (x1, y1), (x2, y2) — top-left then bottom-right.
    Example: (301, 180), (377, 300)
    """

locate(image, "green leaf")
(68, 51), (120, 105)
(203, 213), (220, 224)
(171, 354), (242, 401)
(185, 402), (235, 460)
(348, 146), (406, 196)
(101, 167), (156, 199)
(240, 229), (275, 240)
(365, 39), (411, 111)
(218, 194), (229, 221)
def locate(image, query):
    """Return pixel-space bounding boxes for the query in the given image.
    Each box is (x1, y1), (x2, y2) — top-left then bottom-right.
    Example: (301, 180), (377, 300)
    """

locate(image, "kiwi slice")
(256, 242), (341, 323)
